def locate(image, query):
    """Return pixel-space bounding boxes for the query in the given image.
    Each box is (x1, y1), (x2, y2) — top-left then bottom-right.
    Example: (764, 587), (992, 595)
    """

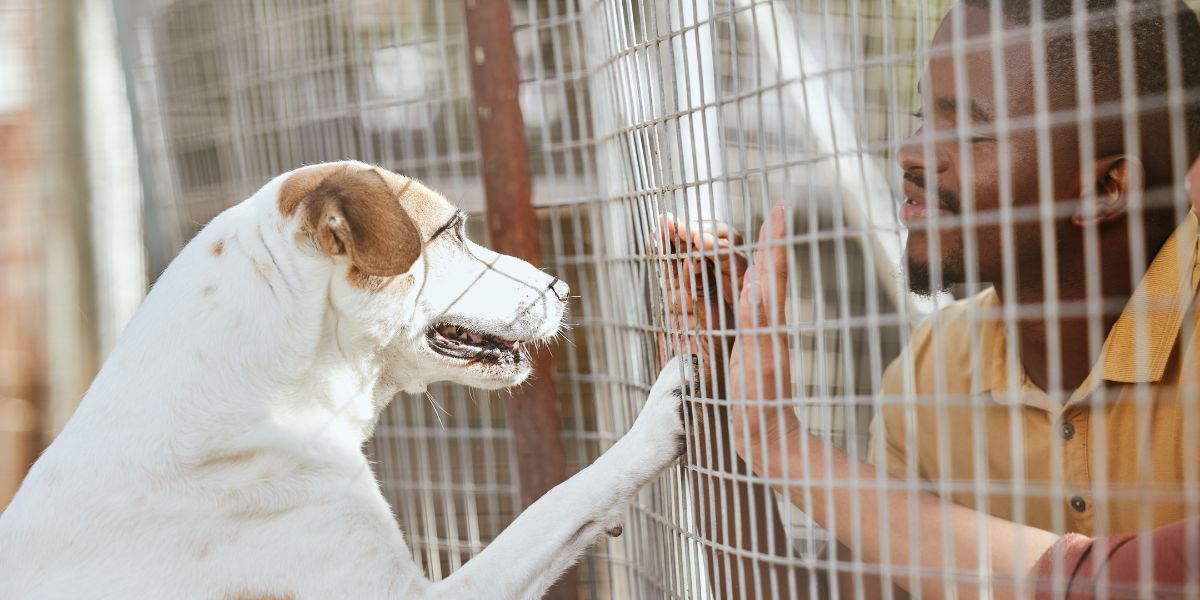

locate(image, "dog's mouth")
(425, 322), (528, 366)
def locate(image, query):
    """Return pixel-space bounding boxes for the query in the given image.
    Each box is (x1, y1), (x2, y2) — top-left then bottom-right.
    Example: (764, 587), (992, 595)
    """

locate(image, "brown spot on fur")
(202, 285), (216, 296)
(298, 168), (422, 277)
(277, 164), (345, 217)
(374, 169), (457, 232)
(196, 542), (210, 559)
(211, 240), (224, 256)
(346, 265), (387, 291)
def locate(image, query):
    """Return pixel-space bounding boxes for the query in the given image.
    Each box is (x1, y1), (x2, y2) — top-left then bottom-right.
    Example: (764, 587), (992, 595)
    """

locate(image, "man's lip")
(901, 199), (953, 224)
(900, 182), (954, 223)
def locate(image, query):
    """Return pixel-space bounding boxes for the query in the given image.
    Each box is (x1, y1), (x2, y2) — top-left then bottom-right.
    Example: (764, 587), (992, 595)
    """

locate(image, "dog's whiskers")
(424, 391), (450, 429)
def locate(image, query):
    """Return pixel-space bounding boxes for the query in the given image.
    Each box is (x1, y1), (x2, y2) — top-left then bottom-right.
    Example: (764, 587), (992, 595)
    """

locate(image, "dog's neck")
(76, 204), (400, 472)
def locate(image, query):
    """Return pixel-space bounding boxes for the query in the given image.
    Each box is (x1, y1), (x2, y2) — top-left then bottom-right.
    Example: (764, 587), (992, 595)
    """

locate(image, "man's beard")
(905, 249), (966, 297)
(901, 170), (966, 296)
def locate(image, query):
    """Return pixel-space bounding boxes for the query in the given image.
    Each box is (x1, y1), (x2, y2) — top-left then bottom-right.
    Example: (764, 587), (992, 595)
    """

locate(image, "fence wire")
(119, 0), (1200, 597)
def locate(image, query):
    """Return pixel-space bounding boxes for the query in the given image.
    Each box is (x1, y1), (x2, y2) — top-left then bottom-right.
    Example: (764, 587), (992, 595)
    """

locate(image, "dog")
(0, 161), (691, 599)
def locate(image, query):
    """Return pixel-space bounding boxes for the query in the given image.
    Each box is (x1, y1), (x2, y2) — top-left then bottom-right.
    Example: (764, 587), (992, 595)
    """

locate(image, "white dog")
(0, 161), (691, 599)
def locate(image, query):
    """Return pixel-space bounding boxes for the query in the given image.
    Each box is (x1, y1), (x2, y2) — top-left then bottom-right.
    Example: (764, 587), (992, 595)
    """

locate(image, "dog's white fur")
(0, 161), (689, 600)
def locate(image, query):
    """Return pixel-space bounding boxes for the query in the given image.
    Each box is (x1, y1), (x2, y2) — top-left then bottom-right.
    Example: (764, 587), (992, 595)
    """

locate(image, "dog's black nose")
(549, 277), (570, 301)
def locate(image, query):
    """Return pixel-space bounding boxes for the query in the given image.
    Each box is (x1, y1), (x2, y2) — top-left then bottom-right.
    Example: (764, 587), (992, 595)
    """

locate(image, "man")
(873, 0), (1200, 538)
(720, 152), (1200, 597)
(664, 0), (1200, 594)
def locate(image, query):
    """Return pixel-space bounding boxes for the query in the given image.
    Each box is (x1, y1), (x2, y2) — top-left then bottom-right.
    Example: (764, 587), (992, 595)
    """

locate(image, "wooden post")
(462, 2), (577, 598)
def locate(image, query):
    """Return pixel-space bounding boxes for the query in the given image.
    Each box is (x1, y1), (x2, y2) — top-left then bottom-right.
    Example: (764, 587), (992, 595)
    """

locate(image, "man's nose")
(898, 125), (949, 176)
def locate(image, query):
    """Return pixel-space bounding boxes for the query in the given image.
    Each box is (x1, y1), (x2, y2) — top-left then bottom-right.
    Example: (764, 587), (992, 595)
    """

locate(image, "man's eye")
(966, 131), (995, 144)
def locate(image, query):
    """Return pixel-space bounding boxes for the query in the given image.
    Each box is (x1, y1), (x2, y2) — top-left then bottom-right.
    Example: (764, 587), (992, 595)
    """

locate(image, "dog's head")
(271, 161), (567, 391)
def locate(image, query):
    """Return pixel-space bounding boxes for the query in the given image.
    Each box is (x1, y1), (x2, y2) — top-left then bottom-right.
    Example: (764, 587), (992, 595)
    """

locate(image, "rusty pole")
(462, 1), (577, 598)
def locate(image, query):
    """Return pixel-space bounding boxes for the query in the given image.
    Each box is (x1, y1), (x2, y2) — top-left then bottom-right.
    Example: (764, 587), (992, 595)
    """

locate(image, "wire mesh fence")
(113, 0), (1200, 597)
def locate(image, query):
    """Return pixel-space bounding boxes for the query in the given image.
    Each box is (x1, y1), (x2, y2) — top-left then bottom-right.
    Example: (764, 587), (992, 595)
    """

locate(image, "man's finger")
(762, 202), (789, 325)
(666, 218), (745, 309)
(692, 231), (748, 306)
(712, 219), (744, 246)
(658, 212), (682, 254)
(752, 217), (774, 326)
(736, 249), (755, 328)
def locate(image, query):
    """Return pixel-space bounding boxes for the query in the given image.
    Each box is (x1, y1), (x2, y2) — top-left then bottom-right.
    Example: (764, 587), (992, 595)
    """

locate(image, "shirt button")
(1062, 422), (1076, 440)
(1070, 496), (1087, 512)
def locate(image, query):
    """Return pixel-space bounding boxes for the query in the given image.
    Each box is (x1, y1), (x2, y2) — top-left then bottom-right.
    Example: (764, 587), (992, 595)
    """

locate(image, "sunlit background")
(4, 0), (1200, 598)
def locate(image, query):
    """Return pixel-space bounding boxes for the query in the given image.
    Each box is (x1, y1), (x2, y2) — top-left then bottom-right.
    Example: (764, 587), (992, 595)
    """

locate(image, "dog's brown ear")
(281, 166), (422, 277)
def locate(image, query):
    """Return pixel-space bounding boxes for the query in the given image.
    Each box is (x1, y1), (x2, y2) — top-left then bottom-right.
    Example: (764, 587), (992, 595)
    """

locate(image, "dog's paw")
(626, 355), (695, 470)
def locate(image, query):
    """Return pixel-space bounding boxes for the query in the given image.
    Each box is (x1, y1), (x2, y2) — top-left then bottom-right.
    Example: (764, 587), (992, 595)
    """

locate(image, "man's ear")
(1072, 155), (1143, 227)
(282, 166), (422, 277)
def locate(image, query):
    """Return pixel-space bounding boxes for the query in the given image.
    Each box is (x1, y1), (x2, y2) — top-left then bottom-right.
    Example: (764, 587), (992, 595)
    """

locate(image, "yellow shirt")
(871, 212), (1200, 536)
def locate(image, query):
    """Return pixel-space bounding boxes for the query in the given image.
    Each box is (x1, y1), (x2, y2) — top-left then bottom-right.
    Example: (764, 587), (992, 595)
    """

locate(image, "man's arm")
(728, 205), (1058, 599)
(657, 213), (803, 598)
(686, 391), (809, 599)
(829, 410), (914, 600)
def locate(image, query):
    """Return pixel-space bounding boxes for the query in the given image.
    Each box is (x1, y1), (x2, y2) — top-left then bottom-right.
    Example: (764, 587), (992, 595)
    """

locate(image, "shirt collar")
(976, 211), (1200, 409)
(974, 288), (1060, 411)
(1090, 211), (1200, 386)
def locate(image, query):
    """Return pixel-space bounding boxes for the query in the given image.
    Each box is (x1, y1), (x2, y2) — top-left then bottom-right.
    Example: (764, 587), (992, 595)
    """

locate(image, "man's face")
(900, 5), (1077, 295)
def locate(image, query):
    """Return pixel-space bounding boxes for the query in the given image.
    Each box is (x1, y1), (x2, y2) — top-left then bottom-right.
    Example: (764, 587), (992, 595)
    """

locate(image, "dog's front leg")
(424, 356), (693, 600)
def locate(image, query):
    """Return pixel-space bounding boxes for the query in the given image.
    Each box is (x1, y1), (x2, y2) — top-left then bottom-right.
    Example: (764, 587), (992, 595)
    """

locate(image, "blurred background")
(6, 0), (1198, 598)
(0, 0), (973, 596)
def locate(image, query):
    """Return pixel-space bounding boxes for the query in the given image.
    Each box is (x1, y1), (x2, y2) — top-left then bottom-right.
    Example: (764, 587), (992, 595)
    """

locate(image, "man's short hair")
(961, 0), (1200, 178)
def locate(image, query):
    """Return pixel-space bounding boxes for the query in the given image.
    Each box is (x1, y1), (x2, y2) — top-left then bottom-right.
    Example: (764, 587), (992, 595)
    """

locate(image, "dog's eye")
(452, 215), (467, 241)
(432, 212), (468, 244)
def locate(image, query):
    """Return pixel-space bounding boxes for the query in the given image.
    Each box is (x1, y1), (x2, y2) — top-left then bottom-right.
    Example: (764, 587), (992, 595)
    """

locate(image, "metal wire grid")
(118, 0), (1200, 598)
(576, 1), (949, 595)
(574, 0), (1200, 596)
(122, 0), (615, 592)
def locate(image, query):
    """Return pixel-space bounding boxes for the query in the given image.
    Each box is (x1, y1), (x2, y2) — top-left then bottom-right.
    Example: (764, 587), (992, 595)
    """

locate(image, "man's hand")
(729, 202), (802, 472)
(660, 213), (747, 308)
(655, 213), (747, 382)
(655, 209), (805, 599)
